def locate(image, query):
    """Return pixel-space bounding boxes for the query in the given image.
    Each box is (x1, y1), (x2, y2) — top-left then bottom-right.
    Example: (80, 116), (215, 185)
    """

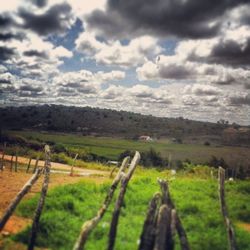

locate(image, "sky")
(0, 0), (250, 125)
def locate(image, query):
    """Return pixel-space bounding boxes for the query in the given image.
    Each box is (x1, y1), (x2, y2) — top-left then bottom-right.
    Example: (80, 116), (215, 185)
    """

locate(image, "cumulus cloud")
(0, 72), (14, 84)
(76, 33), (162, 67)
(18, 2), (74, 36)
(85, 0), (248, 39)
(1, 0), (250, 125)
(0, 46), (15, 61)
(184, 84), (222, 96)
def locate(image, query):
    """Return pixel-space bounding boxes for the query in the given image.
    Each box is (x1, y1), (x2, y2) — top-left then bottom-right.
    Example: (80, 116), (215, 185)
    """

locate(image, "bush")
(119, 148), (167, 167)
(53, 143), (67, 154)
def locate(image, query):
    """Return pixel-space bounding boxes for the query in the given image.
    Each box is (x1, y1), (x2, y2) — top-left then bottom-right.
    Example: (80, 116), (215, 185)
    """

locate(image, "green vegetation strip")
(13, 171), (250, 250)
(6, 131), (250, 170)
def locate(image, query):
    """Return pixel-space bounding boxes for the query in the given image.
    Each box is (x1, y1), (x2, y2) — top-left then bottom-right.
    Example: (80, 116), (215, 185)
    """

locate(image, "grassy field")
(11, 169), (250, 250)
(7, 130), (250, 168)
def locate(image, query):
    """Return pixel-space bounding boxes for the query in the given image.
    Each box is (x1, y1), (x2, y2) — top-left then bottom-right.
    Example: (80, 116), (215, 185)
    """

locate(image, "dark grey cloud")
(0, 15), (14, 27)
(244, 83), (250, 89)
(0, 33), (22, 41)
(57, 86), (76, 96)
(57, 82), (96, 96)
(86, 0), (249, 39)
(0, 46), (15, 61)
(18, 3), (73, 36)
(208, 39), (250, 66)
(158, 64), (193, 79)
(19, 85), (43, 92)
(213, 75), (236, 85)
(33, 0), (48, 8)
(188, 38), (250, 67)
(17, 85), (45, 97)
(23, 50), (48, 59)
(229, 94), (250, 105)
(150, 97), (172, 105)
(194, 89), (219, 96)
(77, 86), (97, 94)
(0, 78), (11, 84)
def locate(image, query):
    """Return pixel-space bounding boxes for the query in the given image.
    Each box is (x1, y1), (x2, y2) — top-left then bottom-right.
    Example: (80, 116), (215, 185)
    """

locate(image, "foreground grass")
(13, 170), (250, 250)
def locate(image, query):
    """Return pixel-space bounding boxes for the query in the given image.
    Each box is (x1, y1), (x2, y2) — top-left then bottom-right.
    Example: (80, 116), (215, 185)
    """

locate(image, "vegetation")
(13, 170), (250, 250)
(2, 131), (250, 175)
(0, 104), (241, 141)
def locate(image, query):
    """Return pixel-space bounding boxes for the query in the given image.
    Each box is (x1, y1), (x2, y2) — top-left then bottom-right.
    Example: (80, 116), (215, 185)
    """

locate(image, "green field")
(12, 169), (250, 250)
(7, 130), (250, 168)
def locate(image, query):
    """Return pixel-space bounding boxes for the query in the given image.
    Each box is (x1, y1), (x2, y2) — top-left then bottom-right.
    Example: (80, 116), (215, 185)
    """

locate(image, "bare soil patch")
(0, 168), (109, 238)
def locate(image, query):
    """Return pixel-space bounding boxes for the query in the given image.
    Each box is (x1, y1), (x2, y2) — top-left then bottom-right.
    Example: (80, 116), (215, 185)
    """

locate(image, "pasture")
(7, 130), (250, 168)
(5, 169), (250, 250)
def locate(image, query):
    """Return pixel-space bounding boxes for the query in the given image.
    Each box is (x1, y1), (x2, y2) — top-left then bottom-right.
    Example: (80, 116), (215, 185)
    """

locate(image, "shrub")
(119, 148), (167, 167)
(53, 143), (67, 154)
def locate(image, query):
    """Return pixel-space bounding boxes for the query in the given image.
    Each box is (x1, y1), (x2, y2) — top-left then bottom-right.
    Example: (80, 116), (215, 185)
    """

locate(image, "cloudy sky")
(0, 0), (250, 125)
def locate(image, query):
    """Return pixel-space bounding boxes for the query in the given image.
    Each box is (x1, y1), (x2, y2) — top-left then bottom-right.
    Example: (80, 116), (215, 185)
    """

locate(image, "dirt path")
(0, 154), (111, 239)
(0, 154), (108, 176)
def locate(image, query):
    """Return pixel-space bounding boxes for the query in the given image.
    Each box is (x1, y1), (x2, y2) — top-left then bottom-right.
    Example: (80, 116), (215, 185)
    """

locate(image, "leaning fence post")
(153, 204), (173, 250)
(138, 193), (161, 250)
(0, 167), (43, 231)
(28, 145), (51, 250)
(218, 167), (237, 250)
(26, 158), (32, 173)
(73, 156), (130, 250)
(158, 179), (189, 250)
(108, 151), (140, 250)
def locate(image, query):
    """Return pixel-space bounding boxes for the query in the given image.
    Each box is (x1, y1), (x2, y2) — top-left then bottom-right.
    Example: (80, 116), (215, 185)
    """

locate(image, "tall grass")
(14, 172), (250, 250)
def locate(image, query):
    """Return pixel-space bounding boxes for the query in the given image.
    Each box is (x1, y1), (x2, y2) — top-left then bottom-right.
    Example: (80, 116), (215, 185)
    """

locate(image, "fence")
(0, 148), (237, 250)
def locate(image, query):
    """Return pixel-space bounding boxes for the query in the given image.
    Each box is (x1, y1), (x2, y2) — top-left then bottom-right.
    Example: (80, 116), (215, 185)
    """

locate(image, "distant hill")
(0, 105), (249, 145)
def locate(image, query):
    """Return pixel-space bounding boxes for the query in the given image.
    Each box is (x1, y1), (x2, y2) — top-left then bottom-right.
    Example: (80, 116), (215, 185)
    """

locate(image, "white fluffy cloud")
(76, 33), (162, 67)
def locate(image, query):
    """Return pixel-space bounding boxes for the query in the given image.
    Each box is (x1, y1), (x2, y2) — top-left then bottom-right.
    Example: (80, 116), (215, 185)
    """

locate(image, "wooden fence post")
(0, 152), (4, 171)
(107, 151), (140, 250)
(0, 168), (43, 231)
(138, 193), (161, 250)
(15, 154), (18, 172)
(70, 153), (78, 176)
(218, 167), (237, 250)
(73, 156), (130, 250)
(153, 204), (172, 250)
(33, 157), (39, 174)
(28, 145), (51, 250)
(10, 155), (14, 172)
(158, 179), (189, 250)
(26, 158), (32, 173)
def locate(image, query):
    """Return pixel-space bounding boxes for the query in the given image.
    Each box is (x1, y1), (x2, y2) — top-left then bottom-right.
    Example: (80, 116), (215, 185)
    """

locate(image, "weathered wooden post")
(28, 145), (51, 250)
(218, 167), (237, 250)
(138, 193), (161, 250)
(0, 167), (43, 231)
(158, 179), (189, 250)
(70, 153), (78, 176)
(0, 152), (4, 171)
(153, 204), (172, 250)
(26, 158), (32, 173)
(73, 156), (130, 250)
(33, 157), (39, 174)
(10, 155), (14, 172)
(15, 153), (18, 172)
(108, 151), (140, 250)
